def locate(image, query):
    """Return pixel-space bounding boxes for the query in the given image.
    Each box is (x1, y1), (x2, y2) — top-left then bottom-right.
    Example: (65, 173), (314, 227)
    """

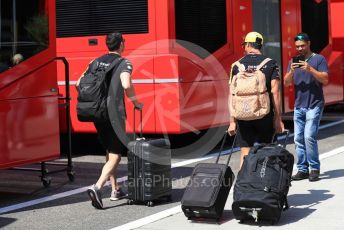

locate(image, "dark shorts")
(236, 112), (274, 147)
(94, 119), (127, 155)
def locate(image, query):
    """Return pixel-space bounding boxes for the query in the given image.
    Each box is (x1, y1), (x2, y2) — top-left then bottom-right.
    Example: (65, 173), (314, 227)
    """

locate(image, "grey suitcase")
(127, 109), (172, 207)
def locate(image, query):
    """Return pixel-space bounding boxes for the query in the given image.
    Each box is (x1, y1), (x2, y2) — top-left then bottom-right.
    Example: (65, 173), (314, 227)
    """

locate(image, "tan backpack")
(229, 58), (271, 120)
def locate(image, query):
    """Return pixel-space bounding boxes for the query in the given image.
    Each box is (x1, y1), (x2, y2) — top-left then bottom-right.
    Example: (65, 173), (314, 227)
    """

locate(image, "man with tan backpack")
(227, 31), (284, 168)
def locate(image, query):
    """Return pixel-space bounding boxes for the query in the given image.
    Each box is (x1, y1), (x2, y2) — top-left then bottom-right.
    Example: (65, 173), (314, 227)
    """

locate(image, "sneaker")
(87, 184), (103, 209)
(309, 170), (320, 182)
(292, 171), (309, 181)
(110, 189), (127, 201)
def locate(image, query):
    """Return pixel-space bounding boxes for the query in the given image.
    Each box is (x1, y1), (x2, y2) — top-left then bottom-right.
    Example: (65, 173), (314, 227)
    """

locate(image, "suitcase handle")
(133, 107), (143, 140)
(271, 129), (290, 148)
(215, 132), (237, 166)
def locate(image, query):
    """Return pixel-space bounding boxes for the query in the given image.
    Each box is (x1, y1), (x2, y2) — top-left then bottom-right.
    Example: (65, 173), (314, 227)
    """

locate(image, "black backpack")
(232, 142), (294, 224)
(77, 57), (123, 122)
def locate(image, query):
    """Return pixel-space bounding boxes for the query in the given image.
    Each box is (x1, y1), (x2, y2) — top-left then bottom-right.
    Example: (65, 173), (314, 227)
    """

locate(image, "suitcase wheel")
(67, 171), (75, 182)
(127, 199), (134, 205)
(147, 201), (154, 207)
(41, 177), (51, 188)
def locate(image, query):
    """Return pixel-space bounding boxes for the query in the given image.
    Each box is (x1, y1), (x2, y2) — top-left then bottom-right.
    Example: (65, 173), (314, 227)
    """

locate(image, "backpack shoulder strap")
(105, 57), (124, 74)
(229, 57), (245, 84)
(233, 61), (246, 72)
(256, 58), (272, 70)
(86, 58), (98, 73)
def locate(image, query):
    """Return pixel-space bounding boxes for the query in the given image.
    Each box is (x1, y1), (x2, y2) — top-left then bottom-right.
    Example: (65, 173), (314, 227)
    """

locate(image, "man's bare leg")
(240, 147), (250, 169)
(96, 152), (121, 190)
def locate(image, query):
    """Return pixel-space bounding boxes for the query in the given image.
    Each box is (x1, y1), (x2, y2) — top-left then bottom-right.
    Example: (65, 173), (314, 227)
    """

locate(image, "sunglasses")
(294, 35), (309, 41)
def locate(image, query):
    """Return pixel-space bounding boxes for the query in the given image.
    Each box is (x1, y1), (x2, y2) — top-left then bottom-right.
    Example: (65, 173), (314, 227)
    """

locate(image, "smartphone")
(292, 55), (305, 68)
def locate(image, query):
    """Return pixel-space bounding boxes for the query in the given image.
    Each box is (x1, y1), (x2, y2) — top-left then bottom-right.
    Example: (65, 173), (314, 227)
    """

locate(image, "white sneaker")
(110, 189), (127, 201)
(87, 184), (103, 209)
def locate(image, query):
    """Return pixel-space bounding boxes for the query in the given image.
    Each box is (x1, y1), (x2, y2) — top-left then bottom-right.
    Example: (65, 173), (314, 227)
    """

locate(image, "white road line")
(319, 145), (344, 159)
(0, 186), (88, 215)
(0, 177), (127, 215)
(0, 120), (342, 216)
(319, 120), (344, 130)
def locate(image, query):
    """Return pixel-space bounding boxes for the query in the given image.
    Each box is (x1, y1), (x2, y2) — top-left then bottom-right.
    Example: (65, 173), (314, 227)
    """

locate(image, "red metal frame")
(0, 0), (60, 169)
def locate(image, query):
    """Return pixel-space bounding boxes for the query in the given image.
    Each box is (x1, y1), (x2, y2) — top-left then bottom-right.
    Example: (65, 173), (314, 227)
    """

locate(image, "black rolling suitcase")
(232, 130), (294, 224)
(127, 109), (172, 207)
(181, 133), (236, 221)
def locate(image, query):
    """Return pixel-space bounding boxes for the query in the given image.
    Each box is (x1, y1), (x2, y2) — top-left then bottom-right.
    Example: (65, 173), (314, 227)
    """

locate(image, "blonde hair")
(12, 54), (23, 65)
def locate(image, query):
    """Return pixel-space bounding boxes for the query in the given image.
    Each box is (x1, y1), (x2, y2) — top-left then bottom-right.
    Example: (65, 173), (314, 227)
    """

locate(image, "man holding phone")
(284, 32), (329, 182)
(292, 55), (305, 68)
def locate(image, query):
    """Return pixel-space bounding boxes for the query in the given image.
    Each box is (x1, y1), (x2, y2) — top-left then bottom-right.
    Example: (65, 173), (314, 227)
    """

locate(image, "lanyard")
(305, 53), (315, 62)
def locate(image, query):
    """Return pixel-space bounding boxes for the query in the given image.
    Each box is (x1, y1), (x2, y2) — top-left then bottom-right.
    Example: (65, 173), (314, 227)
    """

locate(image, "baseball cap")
(242, 31), (263, 45)
(294, 32), (310, 41)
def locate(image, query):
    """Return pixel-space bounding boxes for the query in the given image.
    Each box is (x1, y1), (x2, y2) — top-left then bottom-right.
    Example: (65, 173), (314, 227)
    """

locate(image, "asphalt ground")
(0, 120), (343, 230)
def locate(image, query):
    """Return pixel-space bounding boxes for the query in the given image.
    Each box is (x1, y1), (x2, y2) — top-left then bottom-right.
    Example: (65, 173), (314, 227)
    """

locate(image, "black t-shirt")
(287, 53), (328, 108)
(86, 53), (133, 120)
(90, 53), (133, 78)
(230, 54), (280, 112)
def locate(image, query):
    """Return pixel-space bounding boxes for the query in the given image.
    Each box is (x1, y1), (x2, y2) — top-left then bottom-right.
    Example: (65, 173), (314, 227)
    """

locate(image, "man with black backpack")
(227, 31), (284, 168)
(76, 32), (142, 209)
